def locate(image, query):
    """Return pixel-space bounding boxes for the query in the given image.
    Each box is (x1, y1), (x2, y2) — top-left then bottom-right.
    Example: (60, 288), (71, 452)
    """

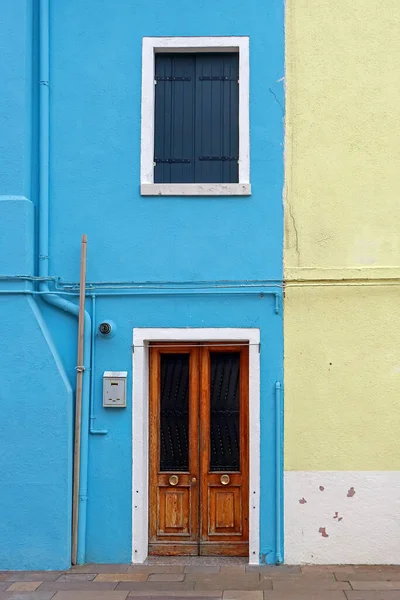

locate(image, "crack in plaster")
(287, 198), (300, 265)
(269, 87), (284, 116)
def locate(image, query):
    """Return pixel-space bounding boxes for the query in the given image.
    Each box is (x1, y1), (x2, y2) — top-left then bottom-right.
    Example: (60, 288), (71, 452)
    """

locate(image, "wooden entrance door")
(149, 343), (249, 557)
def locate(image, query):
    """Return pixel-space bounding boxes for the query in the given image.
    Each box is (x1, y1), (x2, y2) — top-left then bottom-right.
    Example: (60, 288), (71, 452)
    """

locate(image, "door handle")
(220, 474), (230, 485)
(169, 475), (179, 486)
(191, 476), (197, 483)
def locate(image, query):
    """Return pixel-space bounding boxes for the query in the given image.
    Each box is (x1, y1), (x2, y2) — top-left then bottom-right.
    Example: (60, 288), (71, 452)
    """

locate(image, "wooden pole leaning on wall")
(71, 234), (88, 565)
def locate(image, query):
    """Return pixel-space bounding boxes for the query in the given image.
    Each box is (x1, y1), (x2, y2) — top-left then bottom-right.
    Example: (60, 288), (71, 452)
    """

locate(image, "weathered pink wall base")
(285, 471), (400, 564)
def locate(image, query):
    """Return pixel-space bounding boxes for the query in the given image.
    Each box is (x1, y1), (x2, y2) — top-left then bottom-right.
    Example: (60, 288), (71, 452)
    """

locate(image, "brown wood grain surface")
(148, 343), (248, 557)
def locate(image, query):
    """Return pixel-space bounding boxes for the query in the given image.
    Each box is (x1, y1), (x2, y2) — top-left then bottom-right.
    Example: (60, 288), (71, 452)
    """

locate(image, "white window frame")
(132, 327), (260, 563)
(140, 37), (251, 196)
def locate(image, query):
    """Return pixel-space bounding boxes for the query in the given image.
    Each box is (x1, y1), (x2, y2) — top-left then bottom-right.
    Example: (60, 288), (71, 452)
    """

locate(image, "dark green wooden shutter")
(195, 53), (239, 184)
(154, 53), (239, 184)
(154, 54), (195, 184)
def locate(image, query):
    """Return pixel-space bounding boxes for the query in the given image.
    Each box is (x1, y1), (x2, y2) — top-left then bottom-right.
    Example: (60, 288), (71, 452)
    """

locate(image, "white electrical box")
(103, 371), (128, 407)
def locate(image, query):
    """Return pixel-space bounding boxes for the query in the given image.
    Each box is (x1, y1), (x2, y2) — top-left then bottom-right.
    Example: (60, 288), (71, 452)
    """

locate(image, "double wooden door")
(149, 343), (249, 556)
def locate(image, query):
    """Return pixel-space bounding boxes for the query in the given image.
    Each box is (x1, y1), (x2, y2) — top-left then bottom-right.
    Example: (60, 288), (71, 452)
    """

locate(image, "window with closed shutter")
(154, 53), (239, 184)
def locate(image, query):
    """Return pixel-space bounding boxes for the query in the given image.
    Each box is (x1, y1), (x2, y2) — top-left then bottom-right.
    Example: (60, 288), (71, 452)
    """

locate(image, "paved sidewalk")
(1, 562), (400, 600)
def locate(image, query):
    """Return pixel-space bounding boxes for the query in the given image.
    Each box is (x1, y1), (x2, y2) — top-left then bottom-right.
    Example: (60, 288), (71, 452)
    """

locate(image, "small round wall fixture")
(98, 320), (116, 338)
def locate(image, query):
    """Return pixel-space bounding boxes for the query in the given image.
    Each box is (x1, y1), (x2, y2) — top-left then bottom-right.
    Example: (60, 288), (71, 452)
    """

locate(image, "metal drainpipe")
(275, 381), (283, 564)
(90, 295), (107, 435)
(38, 0), (90, 565)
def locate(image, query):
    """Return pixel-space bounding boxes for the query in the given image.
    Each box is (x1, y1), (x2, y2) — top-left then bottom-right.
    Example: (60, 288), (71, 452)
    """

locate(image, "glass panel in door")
(159, 354), (190, 472)
(210, 351), (241, 472)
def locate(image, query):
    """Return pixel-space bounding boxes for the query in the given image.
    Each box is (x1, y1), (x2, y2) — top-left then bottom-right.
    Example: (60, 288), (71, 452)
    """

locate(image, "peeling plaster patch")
(319, 486), (325, 491)
(299, 497), (307, 504)
(285, 472), (400, 564)
(347, 487), (356, 497)
(319, 527), (329, 538)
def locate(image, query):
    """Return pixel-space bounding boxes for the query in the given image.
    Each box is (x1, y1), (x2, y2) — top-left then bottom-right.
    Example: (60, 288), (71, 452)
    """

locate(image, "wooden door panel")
(199, 542), (249, 556)
(208, 484), (242, 535)
(158, 486), (191, 535)
(199, 346), (249, 555)
(149, 346), (200, 556)
(149, 342), (248, 557)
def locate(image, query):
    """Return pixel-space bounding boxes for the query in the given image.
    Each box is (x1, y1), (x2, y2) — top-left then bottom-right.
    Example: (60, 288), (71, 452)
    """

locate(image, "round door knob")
(220, 474), (230, 485)
(191, 476), (197, 483)
(169, 475), (179, 486)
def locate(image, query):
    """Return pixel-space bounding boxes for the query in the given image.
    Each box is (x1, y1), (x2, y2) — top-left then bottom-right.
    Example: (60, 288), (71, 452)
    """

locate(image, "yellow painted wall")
(284, 0), (400, 470)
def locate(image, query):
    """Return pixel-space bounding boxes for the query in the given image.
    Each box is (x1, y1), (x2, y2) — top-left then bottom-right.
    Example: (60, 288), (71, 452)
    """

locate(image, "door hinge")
(154, 158), (191, 164)
(155, 76), (191, 81)
(199, 156), (238, 162)
(199, 76), (237, 81)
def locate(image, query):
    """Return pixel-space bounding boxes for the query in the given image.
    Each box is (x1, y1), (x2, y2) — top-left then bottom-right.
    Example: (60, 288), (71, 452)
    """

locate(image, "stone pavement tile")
(3, 574), (61, 583)
(56, 574), (96, 582)
(194, 584), (265, 593)
(192, 574), (266, 592)
(264, 592), (347, 600)
(0, 593), (56, 600)
(262, 572), (335, 585)
(219, 567), (246, 575)
(266, 573), (337, 585)
(223, 592), (263, 600)
(128, 591), (221, 597)
(148, 575), (185, 582)
(346, 591), (400, 599)
(69, 564), (131, 574)
(184, 568), (220, 574)
(95, 574), (148, 582)
(38, 581), (117, 591)
(302, 566), (356, 574)
(246, 567), (300, 576)
(54, 592), (128, 600)
(0, 585), (9, 592)
(334, 573), (360, 582)
(337, 571), (400, 582)
(127, 568), (185, 575)
(353, 567), (400, 572)
(117, 582), (195, 592)
(272, 579), (350, 591)
(255, 580), (272, 591)
(280, 570), (337, 580)
(350, 582), (400, 590)
(6, 584), (41, 592)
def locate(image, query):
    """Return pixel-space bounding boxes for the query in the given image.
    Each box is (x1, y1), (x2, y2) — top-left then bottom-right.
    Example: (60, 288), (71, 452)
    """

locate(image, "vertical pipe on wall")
(72, 235), (88, 565)
(38, 0), (49, 275)
(90, 295), (107, 435)
(38, 0), (91, 564)
(275, 381), (283, 564)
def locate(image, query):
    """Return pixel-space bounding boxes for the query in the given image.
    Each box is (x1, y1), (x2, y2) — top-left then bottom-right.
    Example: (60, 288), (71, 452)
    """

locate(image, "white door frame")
(132, 327), (260, 564)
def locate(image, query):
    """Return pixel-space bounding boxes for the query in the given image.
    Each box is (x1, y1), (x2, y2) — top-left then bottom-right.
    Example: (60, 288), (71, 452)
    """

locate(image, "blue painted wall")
(0, 0), (72, 570)
(0, 0), (284, 568)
